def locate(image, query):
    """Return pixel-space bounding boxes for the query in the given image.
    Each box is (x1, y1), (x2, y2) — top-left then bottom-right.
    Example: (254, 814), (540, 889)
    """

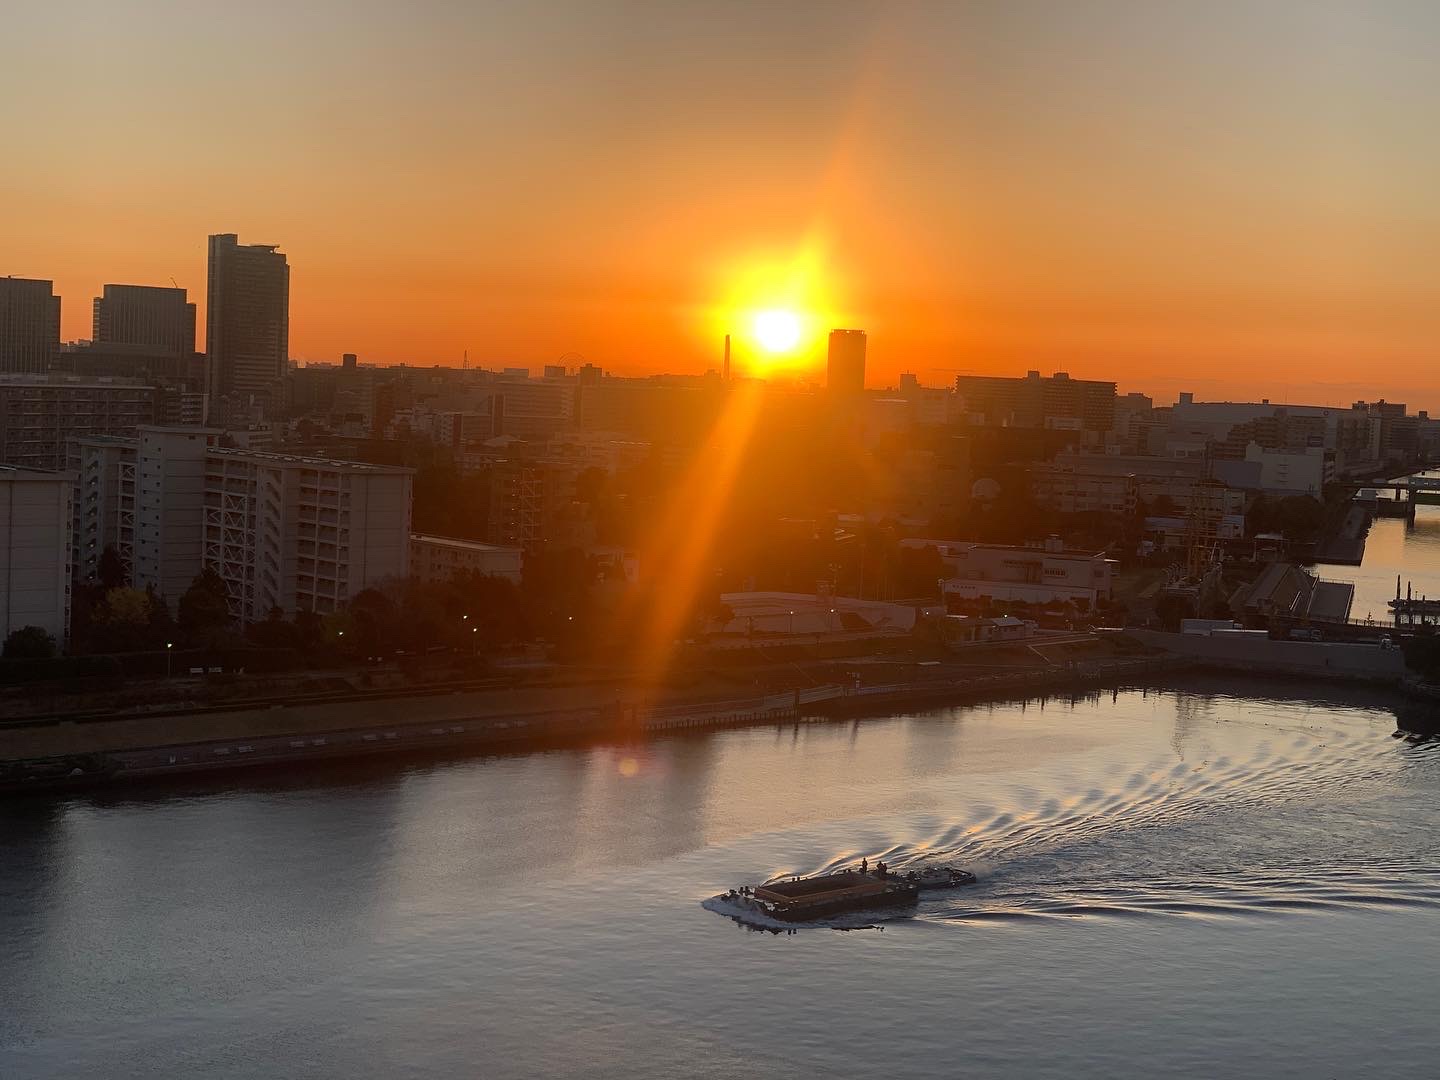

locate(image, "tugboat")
(720, 859), (976, 923)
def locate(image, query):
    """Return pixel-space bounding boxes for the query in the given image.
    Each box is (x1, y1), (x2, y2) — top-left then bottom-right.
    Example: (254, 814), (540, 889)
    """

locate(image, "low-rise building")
(934, 614), (1033, 646)
(1230, 563), (1354, 624)
(410, 534), (522, 584)
(904, 537), (1114, 613)
(1143, 514), (1246, 550)
(0, 467), (73, 646)
(1030, 464), (1136, 514)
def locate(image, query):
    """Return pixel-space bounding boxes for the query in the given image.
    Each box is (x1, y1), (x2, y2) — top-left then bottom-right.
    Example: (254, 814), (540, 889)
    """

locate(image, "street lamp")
(472, 625), (479, 655)
(165, 641), (173, 679)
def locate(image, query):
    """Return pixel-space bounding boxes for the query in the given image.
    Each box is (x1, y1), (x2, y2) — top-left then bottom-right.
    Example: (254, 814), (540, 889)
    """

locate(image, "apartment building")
(0, 376), (162, 470)
(956, 371), (1116, 434)
(0, 467), (73, 646)
(77, 427), (412, 620)
(203, 446), (411, 620)
(74, 435), (140, 583)
(0, 277), (61, 375)
(410, 534), (522, 584)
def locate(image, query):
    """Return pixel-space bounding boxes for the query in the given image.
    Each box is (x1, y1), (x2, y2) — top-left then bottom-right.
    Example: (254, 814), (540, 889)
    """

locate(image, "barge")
(719, 861), (976, 923)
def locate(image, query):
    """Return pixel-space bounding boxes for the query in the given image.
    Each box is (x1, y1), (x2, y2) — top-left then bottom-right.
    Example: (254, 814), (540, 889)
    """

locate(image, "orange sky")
(6, 1), (1440, 408)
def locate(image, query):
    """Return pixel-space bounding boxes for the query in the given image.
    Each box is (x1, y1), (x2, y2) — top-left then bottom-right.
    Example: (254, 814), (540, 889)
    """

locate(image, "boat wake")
(705, 718), (1440, 930)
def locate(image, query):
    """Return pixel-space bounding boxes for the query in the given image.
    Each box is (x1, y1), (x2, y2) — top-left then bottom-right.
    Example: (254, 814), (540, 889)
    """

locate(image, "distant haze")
(6, 1), (1439, 406)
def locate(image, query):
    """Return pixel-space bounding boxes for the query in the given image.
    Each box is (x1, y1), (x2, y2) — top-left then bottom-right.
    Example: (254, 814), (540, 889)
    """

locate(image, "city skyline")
(7, 1), (1440, 406)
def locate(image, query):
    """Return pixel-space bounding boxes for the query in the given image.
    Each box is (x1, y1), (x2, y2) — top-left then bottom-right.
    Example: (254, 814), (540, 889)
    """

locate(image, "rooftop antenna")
(462, 349), (468, 370)
(170, 277), (179, 289)
(723, 334), (731, 380)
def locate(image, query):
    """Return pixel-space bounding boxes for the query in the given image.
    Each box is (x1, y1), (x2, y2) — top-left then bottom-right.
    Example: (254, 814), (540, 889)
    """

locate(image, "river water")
(1326, 474), (1440, 623)
(3, 676), (1440, 1079)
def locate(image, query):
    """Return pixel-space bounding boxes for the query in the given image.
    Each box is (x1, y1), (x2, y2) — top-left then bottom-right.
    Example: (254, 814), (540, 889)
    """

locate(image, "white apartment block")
(1243, 443), (1333, 498)
(77, 427), (412, 621)
(135, 427), (218, 602)
(75, 435), (139, 582)
(204, 447), (411, 619)
(0, 467), (74, 646)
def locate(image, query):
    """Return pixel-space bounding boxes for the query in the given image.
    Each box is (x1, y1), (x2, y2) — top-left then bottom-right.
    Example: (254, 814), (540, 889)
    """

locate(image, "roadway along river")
(3, 675), (1439, 1078)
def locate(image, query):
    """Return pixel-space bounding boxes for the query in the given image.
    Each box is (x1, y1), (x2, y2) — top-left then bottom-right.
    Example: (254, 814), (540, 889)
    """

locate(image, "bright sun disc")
(753, 309), (802, 353)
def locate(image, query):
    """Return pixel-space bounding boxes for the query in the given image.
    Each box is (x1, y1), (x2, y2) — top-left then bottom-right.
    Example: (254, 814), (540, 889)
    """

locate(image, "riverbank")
(7, 622), (1434, 795)
(1314, 503), (1372, 566)
(0, 653), (1188, 793)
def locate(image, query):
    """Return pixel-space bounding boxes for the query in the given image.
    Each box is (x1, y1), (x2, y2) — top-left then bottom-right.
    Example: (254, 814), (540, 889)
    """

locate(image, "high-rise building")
(0, 277), (61, 375)
(93, 284), (196, 359)
(205, 233), (289, 418)
(0, 467), (74, 646)
(827, 329), (866, 396)
(0, 375), (164, 470)
(83, 427), (412, 620)
(956, 370), (1116, 433)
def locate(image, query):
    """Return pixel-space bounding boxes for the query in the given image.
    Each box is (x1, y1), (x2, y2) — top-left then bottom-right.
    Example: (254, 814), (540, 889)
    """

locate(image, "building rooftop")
(0, 466), (72, 482)
(411, 534), (520, 552)
(901, 538), (1109, 560)
(205, 446), (412, 474)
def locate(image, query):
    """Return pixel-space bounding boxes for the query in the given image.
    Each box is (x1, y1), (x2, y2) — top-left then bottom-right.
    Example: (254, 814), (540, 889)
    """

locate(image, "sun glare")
(753, 309), (802, 354)
(703, 241), (851, 374)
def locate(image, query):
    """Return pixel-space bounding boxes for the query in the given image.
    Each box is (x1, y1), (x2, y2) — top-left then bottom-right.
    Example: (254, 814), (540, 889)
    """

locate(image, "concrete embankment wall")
(809, 657), (1191, 718)
(0, 682), (632, 761)
(1127, 629), (1408, 682)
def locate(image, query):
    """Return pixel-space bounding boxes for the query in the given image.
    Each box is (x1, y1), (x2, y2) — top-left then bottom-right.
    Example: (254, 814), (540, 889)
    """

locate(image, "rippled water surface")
(4, 677), (1440, 1078)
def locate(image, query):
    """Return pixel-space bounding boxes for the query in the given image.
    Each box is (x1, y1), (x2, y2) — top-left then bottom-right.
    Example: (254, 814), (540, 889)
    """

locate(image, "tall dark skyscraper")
(205, 233), (289, 416)
(826, 328), (866, 396)
(0, 277), (61, 375)
(93, 284), (196, 359)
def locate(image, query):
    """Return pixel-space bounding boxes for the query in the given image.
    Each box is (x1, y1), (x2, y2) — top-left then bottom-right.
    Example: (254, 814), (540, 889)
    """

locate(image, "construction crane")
(1182, 441), (1225, 580)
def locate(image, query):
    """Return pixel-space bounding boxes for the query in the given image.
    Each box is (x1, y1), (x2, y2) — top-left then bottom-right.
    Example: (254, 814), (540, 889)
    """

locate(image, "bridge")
(1337, 475), (1440, 514)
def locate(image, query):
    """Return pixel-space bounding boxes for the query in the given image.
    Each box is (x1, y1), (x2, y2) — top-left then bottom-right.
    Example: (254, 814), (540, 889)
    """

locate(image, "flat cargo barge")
(718, 862), (976, 923)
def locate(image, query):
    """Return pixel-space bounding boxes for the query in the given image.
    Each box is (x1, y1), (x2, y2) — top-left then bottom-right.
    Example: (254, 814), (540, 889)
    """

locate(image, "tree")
(97, 545), (127, 590)
(1154, 593), (1195, 632)
(3, 625), (56, 659)
(78, 586), (161, 654)
(177, 568), (232, 646)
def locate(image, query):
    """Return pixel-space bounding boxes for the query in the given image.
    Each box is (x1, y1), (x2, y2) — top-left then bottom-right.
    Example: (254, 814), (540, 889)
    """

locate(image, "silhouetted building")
(53, 341), (202, 389)
(827, 329), (866, 396)
(93, 284), (196, 359)
(0, 376), (164, 470)
(957, 370), (1115, 433)
(0, 277), (61, 375)
(0, 467), (74, 646)
(205, 233), (289, 419)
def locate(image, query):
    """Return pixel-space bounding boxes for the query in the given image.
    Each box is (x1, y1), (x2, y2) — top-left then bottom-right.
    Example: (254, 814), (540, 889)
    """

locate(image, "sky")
(4, 0), (1440, 407)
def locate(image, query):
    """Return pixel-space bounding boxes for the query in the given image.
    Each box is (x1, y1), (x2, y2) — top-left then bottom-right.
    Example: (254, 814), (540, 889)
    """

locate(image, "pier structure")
(1390, 576), (1440, 627)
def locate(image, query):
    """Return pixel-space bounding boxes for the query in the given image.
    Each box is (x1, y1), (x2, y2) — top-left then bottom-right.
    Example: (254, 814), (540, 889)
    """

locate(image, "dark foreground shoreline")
(5, 654), (1433, 797)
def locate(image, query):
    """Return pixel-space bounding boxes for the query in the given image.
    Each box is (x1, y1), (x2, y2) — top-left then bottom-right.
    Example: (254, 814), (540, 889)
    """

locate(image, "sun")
(753, 309), (802, 354)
